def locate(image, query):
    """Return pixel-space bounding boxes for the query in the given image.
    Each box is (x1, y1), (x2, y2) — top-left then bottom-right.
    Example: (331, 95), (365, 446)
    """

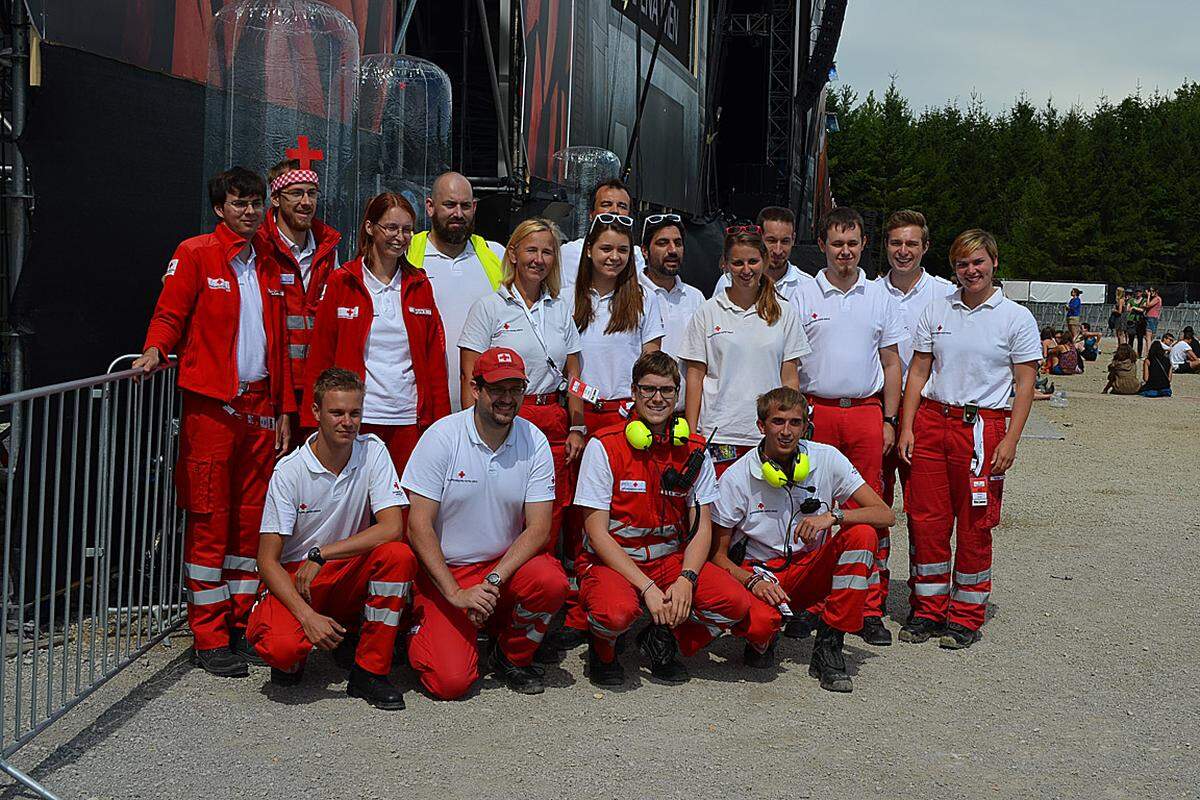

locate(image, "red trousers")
(518, 398), (569, 553)
(578, 552), (760, 661)
(246, 542), (417, 674)
(741, 523), (878, 639)
(407, 553), (568, 700)
(176, 389), (276, 650)
(904, 400), (1007, 631)
(358, 423), (421, 477)
(809, 398), (888, 618)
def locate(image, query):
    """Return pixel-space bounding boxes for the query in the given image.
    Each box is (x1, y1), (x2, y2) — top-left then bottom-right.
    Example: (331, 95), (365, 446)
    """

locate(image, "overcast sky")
(833, 0), (1198, 114)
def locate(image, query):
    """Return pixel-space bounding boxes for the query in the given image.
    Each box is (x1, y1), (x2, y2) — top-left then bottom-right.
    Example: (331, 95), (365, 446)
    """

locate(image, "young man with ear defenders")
(573, 352), (765, 687)
(711, 387), (895, 692)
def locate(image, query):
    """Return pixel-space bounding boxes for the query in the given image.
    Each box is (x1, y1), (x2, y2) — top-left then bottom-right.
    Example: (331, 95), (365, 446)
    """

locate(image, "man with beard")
(637, 214), (705, 409)
(257, 145), (342, 410)
(714, 206), (814, 304)
(402, 348), (569, 698)
(559, 178), (645, 292)
(407, 172), (506, 411)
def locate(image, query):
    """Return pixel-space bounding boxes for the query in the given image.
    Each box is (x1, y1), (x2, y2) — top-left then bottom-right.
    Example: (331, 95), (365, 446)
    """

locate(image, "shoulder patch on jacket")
(165, 259), (178, 278)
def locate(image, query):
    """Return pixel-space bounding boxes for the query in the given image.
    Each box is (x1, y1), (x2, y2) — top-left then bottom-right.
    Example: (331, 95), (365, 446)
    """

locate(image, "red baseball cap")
(473, 347), (527, 383)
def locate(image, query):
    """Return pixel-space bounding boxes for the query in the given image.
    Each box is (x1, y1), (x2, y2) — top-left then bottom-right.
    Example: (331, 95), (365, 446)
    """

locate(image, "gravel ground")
(3, 342), (1198, 800)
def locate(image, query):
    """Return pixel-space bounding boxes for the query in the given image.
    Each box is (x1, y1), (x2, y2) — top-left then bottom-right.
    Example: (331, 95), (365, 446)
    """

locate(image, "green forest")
(825, 81), (1200, 286)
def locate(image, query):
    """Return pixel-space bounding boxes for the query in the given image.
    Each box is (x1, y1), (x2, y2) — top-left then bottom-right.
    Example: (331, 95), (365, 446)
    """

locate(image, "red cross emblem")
(811, 312), (818, 319)
(714, 325), (721, 332)
(286, 135), (324, 170)
(457, 470), (466, 478)
(502, 323), (510, 330)
(757, 502), (765, 510)
(937, 324), (943, 331)
(299, 503), (308, 510)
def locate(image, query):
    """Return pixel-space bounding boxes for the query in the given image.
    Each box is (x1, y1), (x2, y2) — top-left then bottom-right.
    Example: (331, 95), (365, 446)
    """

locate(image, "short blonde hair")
(949, 228), (998, 267)
(885, 209), (929, 245)
(504, 218), (563, 298)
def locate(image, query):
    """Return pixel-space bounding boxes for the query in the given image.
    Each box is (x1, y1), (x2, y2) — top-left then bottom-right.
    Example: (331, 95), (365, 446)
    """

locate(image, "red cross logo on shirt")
(458, 470), (466, 479)
(502, 323), (510, 330)
(286, 135), (324, 170)
(757, 502), (765, 510)
(714, 325), (722, 332)
(811, 312), (819, 319)
(393, 481), (400, 490)
(937, 324), (943, 331)
(299, 503), (308, 510)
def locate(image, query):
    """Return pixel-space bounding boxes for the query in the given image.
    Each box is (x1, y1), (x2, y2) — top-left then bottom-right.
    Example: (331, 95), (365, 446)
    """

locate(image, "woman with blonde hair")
(681, 225), (809, 477)
(459, 217), (584, 543)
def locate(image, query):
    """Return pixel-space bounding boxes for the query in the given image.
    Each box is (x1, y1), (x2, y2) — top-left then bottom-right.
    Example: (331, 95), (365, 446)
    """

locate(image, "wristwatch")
(569, 425), (588, 436)
(306, 546), (326, 566)
(679, 569), (699, 586)
(883, 415), (900, 427)
(485, 572), (503, 588)
(830, 507), (845, 527)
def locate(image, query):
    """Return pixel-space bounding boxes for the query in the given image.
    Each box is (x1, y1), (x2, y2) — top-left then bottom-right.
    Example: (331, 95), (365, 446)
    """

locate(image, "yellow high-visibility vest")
(407, 231), (504, 290)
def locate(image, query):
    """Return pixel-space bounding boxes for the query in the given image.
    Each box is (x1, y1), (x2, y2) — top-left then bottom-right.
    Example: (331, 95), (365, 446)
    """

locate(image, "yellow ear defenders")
(760, 447), (811, 488)
(626, 416), (690, 450)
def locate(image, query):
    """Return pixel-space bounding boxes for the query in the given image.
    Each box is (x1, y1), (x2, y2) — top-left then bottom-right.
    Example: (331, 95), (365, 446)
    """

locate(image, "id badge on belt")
(567, 377), (600, 405)
(962, 403), (980, 424)
(707, 443), (739, 463)
(970, 477), (988, 507)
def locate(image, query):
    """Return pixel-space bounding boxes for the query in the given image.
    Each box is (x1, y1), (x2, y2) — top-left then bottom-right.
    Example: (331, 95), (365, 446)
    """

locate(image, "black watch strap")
(883, 415), (900, 426)
(680, 569), (699, 586)
(306, 546), (326, 566)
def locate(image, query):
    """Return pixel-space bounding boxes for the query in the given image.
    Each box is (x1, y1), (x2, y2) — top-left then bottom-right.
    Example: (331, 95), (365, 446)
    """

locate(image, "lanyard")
(506, 287), (566, 389)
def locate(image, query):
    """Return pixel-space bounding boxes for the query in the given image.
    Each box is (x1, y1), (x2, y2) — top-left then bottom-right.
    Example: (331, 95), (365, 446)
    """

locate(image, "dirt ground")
(3, 341), (1198, 800)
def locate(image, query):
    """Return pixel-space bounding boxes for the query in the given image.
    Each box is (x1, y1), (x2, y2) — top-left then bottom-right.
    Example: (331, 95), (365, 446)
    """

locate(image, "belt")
(236, 378), (269, 396)
(588, 397), (631, 413)
(921, 398), (1010, 421)
(221, 403), (277, 431)
(522, 392), (561, 407)
(810, 395), (881, 409)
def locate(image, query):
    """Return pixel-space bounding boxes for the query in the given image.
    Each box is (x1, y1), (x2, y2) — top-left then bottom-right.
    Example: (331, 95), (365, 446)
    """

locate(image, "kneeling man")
(711, 387), (894, 692)
(249, 368), (417, 710)
(576, 351), (769, 687)
(403, 347), (568, 699)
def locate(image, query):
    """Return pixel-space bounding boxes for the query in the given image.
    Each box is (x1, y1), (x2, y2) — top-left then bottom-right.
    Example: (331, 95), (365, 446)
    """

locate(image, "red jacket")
(144, 223), (295, 413)
(301, 257), (451, 428)
(254, 212), (341, 390)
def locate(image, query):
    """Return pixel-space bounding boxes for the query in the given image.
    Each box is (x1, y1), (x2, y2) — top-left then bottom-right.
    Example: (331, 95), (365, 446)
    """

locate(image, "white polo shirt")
(418, 238), (507, 411)
(560, 237), (646, 293)
(261, 433), (408, 564)
(715, 262), (814, 307)
(912, 288), (1042, 410)
(793, 268), (904, 399)
(1169, 340), (1192, 368)
(573, 437), (720, 510)
(680, 291), (811, 447)
(879, 269), (957, 381)
(711, 442), (864, 560)
(577, 287), (666, 400)
(361, 266), (418, 425)
(458, 285), (581, 396)
(638, 269), (705, 408)
(279, 227), (317, 289)
(231, 246), (268, 383)
(401, 409), (556, 565)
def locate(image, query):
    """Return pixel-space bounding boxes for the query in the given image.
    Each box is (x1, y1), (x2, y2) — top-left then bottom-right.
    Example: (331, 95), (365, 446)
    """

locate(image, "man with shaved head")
(407, 172), (507, 410)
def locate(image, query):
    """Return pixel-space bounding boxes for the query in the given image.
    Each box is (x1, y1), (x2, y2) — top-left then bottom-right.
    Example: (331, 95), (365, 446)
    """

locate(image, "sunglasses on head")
(725, 224), (762, 236)
(642, 212), (682, 242)
(589, 213), (634, 234)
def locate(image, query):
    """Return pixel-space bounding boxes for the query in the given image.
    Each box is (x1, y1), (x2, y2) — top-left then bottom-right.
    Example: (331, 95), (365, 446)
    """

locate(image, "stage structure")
(550, 147), (622, 240)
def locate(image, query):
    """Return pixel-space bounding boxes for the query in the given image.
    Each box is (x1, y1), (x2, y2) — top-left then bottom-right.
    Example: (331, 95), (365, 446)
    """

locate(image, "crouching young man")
(575, 351), (768, 687)
(247, 368), (417, 710)
(711, 388), (895, 692)
(402, 347), (569, 699)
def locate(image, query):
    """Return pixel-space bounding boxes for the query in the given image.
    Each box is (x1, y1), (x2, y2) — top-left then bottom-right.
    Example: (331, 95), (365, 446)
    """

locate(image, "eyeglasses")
(642, 212), (682, 242)
(372, 222), (414, 236)
(589, 213), (634, 233)
(279, 188), (320, 201)
(480, 381), (527, 398)
(725, 224), (761, 236)
(634, 383), (678, 399)
(226, 198), (265, 212)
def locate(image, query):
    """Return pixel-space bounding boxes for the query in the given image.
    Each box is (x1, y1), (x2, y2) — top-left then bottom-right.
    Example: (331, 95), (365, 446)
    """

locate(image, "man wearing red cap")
(256, 138), (342, 411)
(402, 347), (569, 699)
(134, 167), (294, 677)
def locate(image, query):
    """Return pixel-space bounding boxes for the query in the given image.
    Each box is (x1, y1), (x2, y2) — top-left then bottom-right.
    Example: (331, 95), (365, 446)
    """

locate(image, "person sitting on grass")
(1103, 344), (1141, 395)
(1138, 340), (1173, 398)
(1167, 330), (1200, 374)
(1050, 331), (1081, 376)
(1077, 323), (1101, 362)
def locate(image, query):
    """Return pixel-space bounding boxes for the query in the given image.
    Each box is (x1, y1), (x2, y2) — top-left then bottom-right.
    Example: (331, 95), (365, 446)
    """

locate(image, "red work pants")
(246, 542), (417, 675)
(407, 553), (568, 700)
(358, 423), (421, 477)
(809, 398), (888, 618)
(519, 398), (569, 554)
(578, 552), (759, 662)
(904, 400), (1007, 631)
(176, 389), (276, 650)
(741, 523), (878, 640)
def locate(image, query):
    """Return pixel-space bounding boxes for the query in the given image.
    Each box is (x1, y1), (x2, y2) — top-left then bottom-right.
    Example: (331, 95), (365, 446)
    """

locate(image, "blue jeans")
(1139, 387), (1172, 398)
(1146, 317), (1160, 334)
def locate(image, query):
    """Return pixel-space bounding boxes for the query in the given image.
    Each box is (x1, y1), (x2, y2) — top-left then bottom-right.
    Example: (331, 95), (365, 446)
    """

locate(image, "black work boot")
(346, 664), (406, 710)
(899, 616), (945, 644)
(333, 631), (361, 670)
(809, 622), (853, 693)
(192, 646), (249, 678)
(856, 616), (893, 647)
(547, 625), (589, 652)
(636, 624), (689, 685)
(938, 622), (981, 650)
(783, 609), (820, 639)
(492, 644), (546, 695)
(586, 643), (626, 687)
(229, 630), (266, 666)
(270, 666), (304, 686)
(742, 636), (777, 669)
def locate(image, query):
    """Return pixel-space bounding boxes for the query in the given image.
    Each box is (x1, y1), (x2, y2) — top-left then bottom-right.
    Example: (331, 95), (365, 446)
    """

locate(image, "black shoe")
(898, 616), (945, 644)
(270, 666), (304, 686)
(229, 630), (266, 666)
(333, 632), (361, 670)
(743, 637), (777, 669)
(856, 616), (893, 647)
(783, 610), (819, 640)
(808, 622), (853, 693)
(586, 643), (626, 687)
(547, 625), (588, 652)
(635, 624), (689, 685)
(346, 664), (405, 710)
(492, 645), (546, 695)
(192, 646), (249, 678)
(533, 637), (564, 665)
(938, 622), (981, 650)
